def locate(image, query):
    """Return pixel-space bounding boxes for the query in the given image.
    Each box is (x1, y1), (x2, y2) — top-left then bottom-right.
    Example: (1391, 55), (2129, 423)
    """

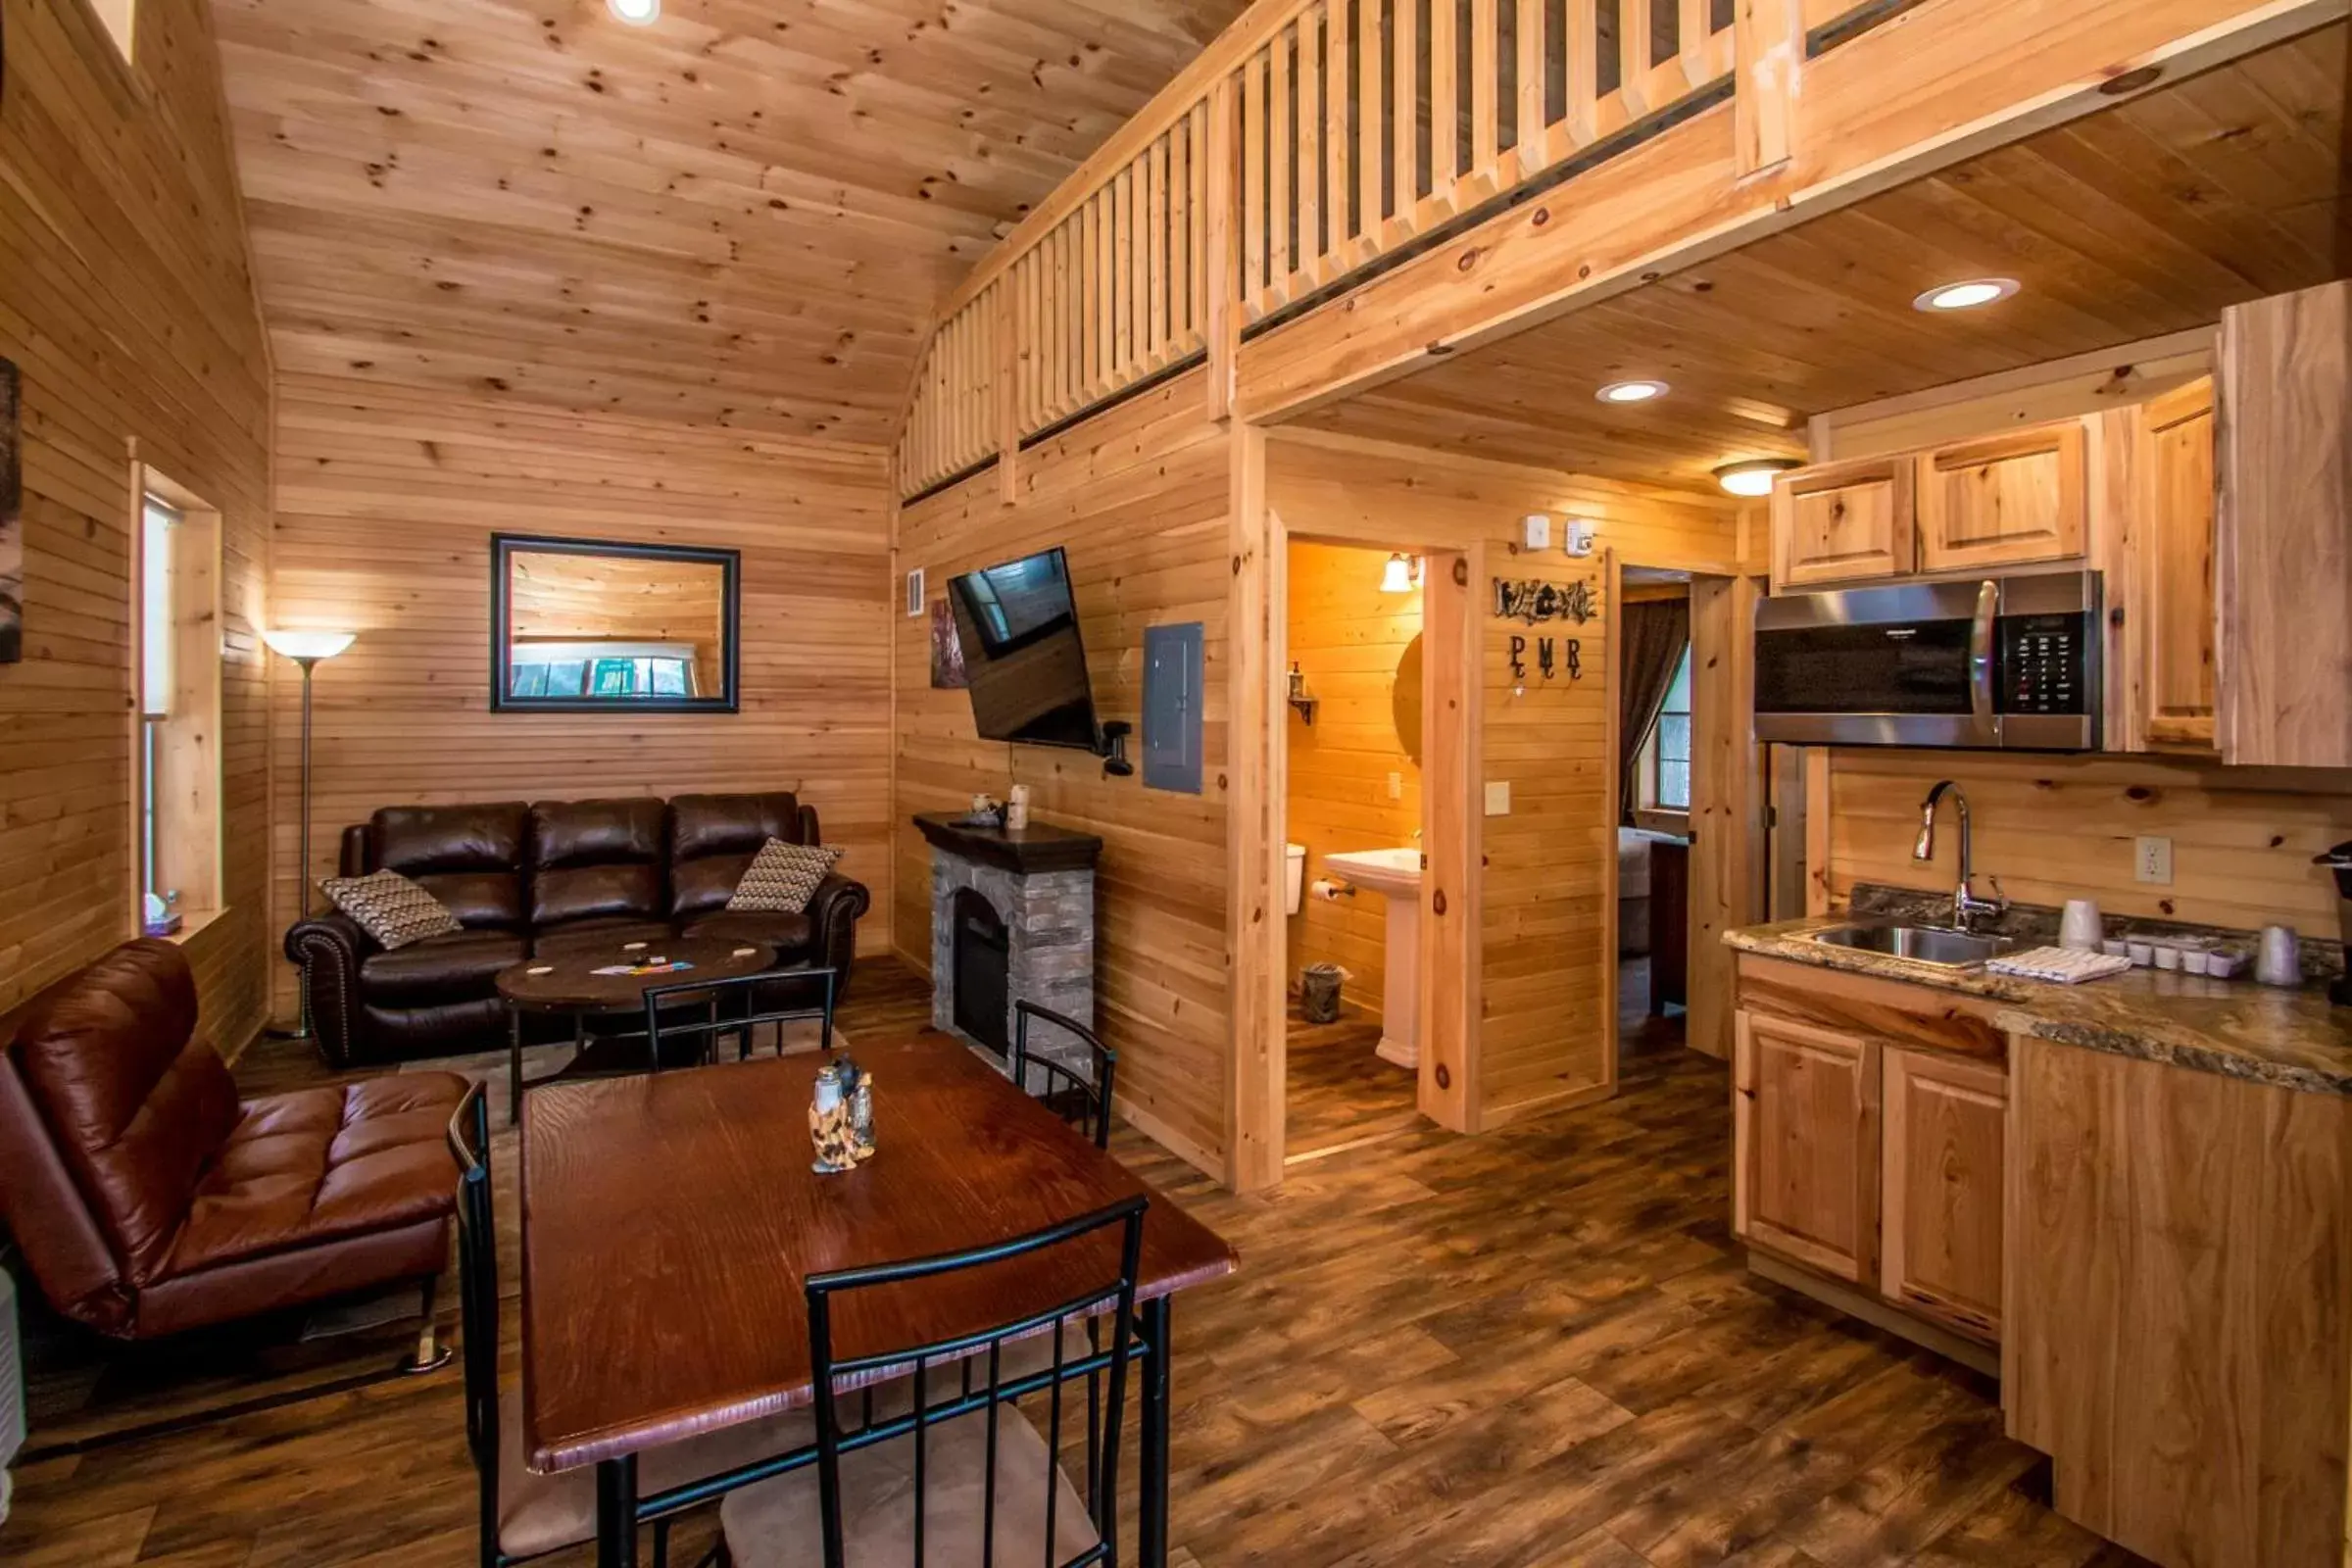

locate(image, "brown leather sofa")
(0, 940), (466, 1340)
(285, 792), (870, 1066)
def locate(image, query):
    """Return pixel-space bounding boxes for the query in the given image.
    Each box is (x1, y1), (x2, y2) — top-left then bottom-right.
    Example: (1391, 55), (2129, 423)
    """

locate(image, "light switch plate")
(1521, 514), (1551, 551)
(1485, 781), (1511, 816)
(2135, 835), (2175, 886)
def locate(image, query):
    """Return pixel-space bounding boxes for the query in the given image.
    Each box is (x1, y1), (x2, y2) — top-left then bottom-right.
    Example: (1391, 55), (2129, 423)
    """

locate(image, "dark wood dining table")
(518, 1033), (1239, 1567)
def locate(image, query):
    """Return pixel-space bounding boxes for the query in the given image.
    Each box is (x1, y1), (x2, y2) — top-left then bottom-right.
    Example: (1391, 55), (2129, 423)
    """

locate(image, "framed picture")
(929, 599), (968, 689)
(0, 357), (20, 664)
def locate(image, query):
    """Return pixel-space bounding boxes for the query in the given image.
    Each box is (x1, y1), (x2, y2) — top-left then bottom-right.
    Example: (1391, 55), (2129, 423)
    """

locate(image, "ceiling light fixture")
(1596, 379), (1670, 405)
(1713, 459), (1802, 499)
(1914, 277), (2021, 313)
(608, 0), (661, 24)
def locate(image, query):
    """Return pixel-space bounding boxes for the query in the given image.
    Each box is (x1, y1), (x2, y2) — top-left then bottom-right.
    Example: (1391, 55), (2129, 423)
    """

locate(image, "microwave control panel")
(1997, 612), (2090, 715)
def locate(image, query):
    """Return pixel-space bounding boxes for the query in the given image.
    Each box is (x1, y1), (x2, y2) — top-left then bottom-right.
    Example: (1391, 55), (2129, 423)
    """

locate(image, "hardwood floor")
(1287, 1010), (1423, 1162)
(0, 957), (2148, 1568)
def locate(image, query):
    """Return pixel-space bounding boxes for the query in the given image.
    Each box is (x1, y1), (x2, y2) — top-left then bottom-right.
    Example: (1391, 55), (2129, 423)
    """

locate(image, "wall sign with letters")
(1494, 576), (1594, 625)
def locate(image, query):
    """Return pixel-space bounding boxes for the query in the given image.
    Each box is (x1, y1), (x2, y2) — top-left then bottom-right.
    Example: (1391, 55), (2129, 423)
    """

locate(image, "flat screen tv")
(947, 547), (1101, 750)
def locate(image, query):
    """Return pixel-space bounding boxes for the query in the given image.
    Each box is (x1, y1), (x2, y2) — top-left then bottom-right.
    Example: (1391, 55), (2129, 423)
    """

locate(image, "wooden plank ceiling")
(1295, 23), (2347, 492)
(212, 0), (1250, 445)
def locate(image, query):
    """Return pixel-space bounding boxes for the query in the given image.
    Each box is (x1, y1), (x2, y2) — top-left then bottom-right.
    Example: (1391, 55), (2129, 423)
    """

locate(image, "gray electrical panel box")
(1141, 622), (1204, 795)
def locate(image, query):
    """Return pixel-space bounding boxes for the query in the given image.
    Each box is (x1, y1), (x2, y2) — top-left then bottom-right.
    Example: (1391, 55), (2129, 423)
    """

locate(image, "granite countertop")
(1726, 916), (2352, 1098)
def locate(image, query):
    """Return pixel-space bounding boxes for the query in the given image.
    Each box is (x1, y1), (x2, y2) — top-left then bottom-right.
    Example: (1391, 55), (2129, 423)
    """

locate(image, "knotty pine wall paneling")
(268, 376), (893, 1016)
(1265, 430), (1747, 1128)
(1285, 539), (1422, 1016)
(895, 369), (1233, 1179)
(0, 0), (273, 1041)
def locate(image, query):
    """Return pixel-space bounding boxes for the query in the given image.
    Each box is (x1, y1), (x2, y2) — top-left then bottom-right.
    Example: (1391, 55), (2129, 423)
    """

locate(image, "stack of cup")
(2059, 900), (2103, 953)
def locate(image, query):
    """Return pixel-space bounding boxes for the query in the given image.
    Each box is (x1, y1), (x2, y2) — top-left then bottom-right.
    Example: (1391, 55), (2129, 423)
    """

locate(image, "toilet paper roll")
(1310, 879), (1348, 902)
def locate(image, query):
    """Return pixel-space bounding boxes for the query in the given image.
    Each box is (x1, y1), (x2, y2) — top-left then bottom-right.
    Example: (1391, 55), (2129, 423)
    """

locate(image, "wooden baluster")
(997, 282), (1018, 503)
(1096, 187), (1116, 398)
(1429, 0), (1458, 215)
(1186, 101), (1207, 346)
(1166, 123), (1188, 350)
(1244, 51), (1268, 316)
(1391, 0), (1419, 237)
(1296, 10), (1321, 289)
(1111, 164), (1132, 382)
(1269, 29), (1293, 305)
(1680, 0), (1708, 82)
(1325, 0), (1348, 274)
(1622, 0), (1653, 116)
(1515, 0), (1544, 179)
(1150, 137), (1169, 365)
(1467, 0), (1498, 202)
(1565, 0), (1597, 149)
(1356, 0), (1382, 262)
(1049, 221), (1068, 422)
(1204, 78), (1236, 419)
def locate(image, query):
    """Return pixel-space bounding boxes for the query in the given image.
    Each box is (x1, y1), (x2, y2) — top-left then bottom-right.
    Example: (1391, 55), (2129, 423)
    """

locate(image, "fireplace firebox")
(952, 889), (1010, 1054)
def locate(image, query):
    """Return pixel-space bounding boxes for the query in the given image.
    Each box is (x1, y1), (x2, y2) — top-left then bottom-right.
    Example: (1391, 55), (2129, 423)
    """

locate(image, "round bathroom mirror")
(1393, 634), (1425, 766)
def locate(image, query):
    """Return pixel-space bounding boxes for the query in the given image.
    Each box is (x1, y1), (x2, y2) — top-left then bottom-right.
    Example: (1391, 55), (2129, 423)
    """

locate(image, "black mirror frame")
(489, 533), (742, 714)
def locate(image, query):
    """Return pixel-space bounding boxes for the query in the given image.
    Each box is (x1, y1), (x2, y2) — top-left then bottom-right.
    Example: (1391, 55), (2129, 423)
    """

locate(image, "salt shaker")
(2256, 925), (2302, 987)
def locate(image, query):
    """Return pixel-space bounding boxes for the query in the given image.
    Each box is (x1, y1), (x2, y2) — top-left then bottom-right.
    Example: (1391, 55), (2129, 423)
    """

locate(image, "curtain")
(1619, 598), (1691, 825)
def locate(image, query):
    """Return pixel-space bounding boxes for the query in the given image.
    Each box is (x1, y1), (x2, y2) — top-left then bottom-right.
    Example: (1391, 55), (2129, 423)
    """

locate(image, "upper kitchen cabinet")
(2218, 282), (2352, 769)
(1771, 456), (1916, 591)
(1916, 424), (2087, 574)
(2131, 379), (2219, 754)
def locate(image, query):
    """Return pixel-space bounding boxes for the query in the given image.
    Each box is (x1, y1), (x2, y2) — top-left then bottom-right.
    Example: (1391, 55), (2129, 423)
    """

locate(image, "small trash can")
(1299, 963), (1346, 1024)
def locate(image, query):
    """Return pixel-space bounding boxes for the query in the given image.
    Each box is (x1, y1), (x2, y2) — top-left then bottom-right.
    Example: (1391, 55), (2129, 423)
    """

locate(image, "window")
(134, 475), (223, 933)
(1642, 646), (1694, 815)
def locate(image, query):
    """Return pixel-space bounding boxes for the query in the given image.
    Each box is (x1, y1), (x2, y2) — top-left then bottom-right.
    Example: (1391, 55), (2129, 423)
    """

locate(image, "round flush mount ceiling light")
(608, 0), (661, 24)
(1714, 459), (1802, 499)
(1914, 277), (2021, 313)
(1596, 379), (1670, 405)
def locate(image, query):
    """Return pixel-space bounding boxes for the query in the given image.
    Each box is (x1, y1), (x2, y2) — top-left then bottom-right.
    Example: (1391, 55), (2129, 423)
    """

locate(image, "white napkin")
(1986, 946), (2133, 985)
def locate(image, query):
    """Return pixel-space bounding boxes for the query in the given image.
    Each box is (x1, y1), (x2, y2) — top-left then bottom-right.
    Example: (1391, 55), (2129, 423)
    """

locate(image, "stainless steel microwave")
(1754, 570), (2102, 751)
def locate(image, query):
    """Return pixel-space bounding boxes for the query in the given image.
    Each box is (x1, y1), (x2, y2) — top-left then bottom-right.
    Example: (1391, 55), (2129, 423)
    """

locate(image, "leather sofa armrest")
(285, 912), (376, 1068)
(798, 803), (822, 845)
(804, 873), (869, 997)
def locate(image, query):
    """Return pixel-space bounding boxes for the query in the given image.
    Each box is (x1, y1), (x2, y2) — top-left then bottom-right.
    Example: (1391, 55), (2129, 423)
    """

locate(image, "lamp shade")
(1379, 554), (1417, 594)
(263, 629), (357, 662)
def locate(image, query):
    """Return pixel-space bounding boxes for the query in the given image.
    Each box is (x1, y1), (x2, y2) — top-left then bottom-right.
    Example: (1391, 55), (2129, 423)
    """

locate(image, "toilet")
(1285, 843), (1306, 915)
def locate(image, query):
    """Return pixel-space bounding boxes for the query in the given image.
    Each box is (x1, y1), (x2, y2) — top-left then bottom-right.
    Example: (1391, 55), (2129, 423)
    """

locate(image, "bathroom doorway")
(1281, 537), (1432, 1162)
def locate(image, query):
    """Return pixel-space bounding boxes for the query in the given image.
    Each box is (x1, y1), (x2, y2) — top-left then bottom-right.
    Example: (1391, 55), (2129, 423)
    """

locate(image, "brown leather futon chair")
(0, 939), (467, 1341)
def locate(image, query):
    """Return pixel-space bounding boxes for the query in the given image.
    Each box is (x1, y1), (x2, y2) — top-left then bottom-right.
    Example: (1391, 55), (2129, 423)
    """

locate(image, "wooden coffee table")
(496, 936), (775, 1123)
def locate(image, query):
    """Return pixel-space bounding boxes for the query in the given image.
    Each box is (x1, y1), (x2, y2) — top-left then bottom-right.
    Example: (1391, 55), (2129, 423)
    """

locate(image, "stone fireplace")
(917, 812), (1103, 1077)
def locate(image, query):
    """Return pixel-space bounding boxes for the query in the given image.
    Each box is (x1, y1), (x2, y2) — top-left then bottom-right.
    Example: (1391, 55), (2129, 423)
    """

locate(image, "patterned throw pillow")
(321, 868), (463, 951)
(728, 839), (844, 914)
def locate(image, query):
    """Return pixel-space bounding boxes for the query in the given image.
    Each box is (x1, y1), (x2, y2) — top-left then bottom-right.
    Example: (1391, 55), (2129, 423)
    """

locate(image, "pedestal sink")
(1324, 848), (1422, 1070)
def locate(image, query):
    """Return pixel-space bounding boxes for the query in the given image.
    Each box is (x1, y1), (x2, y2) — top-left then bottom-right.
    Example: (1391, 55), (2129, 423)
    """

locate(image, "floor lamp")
(264, 629), (356, 1039)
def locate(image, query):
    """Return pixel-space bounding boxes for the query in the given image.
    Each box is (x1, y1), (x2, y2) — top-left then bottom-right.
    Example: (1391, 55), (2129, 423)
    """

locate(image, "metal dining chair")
(716, 1196), (1148, 1568)
(1010, 1001), (1118, 1151)
(446, 1082), (813, 1567)
(641, 966), (839, 1070)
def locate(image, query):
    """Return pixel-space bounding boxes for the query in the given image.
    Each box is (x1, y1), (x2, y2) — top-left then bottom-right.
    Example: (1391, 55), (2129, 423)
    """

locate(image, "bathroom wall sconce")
(1380, 553), (1423, 594)
(1287, 661), (1319, 724)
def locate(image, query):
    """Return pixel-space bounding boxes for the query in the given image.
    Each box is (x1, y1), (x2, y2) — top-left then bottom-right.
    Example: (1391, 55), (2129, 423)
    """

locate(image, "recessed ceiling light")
(1713, 459), (1802, 499)
(1596, 379), (1670, 405)
(1914, 277), (2020, 313)
(609, 0), (660, 24)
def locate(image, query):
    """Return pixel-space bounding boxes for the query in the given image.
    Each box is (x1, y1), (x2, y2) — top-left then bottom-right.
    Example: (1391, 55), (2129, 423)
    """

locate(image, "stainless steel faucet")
(1914, 780), (2007, 933)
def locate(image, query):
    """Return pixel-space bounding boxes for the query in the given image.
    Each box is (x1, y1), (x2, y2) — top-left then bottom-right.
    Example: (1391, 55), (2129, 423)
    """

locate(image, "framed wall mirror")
(490, 534), (741, 713)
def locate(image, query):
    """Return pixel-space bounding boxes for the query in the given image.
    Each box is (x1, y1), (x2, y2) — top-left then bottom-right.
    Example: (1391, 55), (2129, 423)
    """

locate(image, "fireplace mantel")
(914, 812), (1103, 876)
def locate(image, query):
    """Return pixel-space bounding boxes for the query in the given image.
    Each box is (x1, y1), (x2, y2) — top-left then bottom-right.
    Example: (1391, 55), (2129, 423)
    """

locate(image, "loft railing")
(896, 0), (1846, 500)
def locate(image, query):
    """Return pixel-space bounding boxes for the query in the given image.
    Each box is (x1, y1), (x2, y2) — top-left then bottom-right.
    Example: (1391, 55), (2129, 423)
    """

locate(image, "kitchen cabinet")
(1916, 422), (2088, 573)
(2132, 377), (2219, 752)
(1734, 1008), (1881, 1286)
(2006, 1035), (2352, 1568)
(2218, 281), (2352, 767)
(1881, 1047), (2005, 1344)
(1769, 456), (1915, 590)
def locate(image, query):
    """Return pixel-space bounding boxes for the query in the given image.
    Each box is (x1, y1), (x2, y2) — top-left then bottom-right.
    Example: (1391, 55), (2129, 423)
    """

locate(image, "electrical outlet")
(1484, 781), (1512, 816)
(1387, 770), (1403, 801)
(2135, 835), (2175, 886)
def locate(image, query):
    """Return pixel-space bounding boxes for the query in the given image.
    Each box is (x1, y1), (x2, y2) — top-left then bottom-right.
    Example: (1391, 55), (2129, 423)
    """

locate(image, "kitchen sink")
(1808, 923), (2013, 969)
